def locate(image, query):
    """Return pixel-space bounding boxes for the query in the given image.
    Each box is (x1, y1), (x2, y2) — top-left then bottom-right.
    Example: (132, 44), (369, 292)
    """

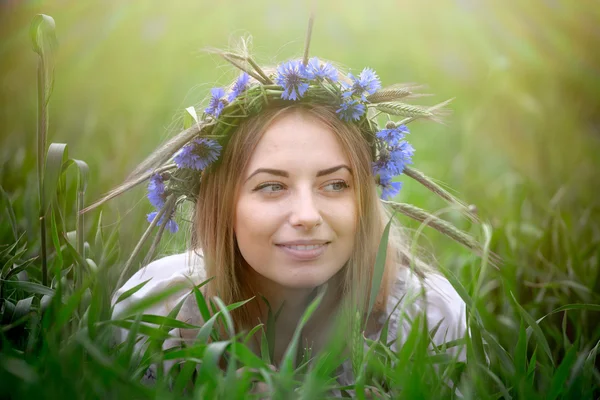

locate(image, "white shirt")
(112, 251), (467, 385)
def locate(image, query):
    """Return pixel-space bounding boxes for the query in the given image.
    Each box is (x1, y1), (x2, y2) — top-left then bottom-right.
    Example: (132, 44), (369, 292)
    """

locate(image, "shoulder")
(381, 267), (467, 356)
(110, 251), (207, 376)
(112, 251), (206, 319)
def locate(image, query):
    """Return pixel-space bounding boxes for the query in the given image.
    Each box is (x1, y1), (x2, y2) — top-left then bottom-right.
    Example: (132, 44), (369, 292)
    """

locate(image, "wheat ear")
(403, 167), (479, 223)
(382, 200), (501, 268)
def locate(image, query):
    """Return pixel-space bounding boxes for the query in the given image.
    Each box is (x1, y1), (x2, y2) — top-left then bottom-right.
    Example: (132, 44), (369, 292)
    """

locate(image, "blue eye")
(253, 181), (349, 193)
(254, 182), (285, 192)
(324, 180), (349, 192)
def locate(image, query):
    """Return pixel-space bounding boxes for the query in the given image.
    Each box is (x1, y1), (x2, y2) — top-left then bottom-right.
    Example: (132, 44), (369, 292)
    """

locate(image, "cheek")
(234, 196), (279, 251)
(327, 197), (358, 237)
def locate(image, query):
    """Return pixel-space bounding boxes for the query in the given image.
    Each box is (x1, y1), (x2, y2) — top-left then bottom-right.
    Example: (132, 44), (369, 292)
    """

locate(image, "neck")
(242, 267), (343, 329)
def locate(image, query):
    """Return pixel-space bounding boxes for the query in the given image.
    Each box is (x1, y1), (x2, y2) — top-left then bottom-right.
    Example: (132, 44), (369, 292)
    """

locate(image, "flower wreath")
(146, 59), (427, 233)
(84, 25), (496, 279)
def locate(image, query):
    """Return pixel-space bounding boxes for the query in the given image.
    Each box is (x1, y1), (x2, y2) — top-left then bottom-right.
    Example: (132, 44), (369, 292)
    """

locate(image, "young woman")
(106, 53), (470, 387)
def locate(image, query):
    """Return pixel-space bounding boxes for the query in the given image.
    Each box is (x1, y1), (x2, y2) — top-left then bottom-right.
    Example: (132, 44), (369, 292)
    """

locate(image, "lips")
(275, 241), (330, 261)
(276, 240), (330, 246)
(279, 243), (326, 251)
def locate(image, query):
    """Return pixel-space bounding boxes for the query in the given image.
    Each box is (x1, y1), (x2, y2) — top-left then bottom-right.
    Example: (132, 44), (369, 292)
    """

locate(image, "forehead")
(245, 110), (349, 171)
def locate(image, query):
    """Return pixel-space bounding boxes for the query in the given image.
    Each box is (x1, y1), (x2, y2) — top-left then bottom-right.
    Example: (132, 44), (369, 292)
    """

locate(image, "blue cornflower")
(147, 173), (166, 209)
(174, 138), (222, 171)
(376, 125), (409, 146)
(390, 141), (415, 172)
(227, 72), (250, 102)
(343, 68), (381, 100)
(379, 174), (403, 200)
(336, 99), (366, 122)
(305, 57), (338, 81)
(147, 211), (179, 234)
(372, 141), (415, 176)
(275, 60), (310, 101)
(205, 87), (227, 118)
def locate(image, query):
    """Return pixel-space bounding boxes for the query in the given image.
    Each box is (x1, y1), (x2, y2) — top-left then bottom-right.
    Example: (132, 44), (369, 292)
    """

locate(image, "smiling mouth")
(278, 243), (328, 251)
(275, 242), (330, 261)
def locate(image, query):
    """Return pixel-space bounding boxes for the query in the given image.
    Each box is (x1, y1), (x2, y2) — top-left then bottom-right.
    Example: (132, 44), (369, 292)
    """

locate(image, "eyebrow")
(245, 164), (353, 182)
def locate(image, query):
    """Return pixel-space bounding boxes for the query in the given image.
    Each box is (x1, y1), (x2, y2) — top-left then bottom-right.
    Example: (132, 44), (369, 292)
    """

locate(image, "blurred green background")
(2, 2), (600, 396)
(1, 0), (599, 273)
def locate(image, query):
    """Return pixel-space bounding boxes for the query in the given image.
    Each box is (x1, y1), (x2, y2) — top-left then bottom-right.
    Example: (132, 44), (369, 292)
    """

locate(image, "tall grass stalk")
(116, 195), (177, 288)
(142, 197), (177, 266)
(30, 14), (57, 286)
(302, 13), (315, 66)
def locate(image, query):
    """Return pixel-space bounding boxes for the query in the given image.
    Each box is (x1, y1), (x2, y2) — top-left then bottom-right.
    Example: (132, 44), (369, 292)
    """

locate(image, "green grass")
(1, 1), (599, 398)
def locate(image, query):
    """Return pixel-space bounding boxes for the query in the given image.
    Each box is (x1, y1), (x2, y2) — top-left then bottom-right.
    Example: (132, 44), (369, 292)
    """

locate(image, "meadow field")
(1, 1), (599, 398)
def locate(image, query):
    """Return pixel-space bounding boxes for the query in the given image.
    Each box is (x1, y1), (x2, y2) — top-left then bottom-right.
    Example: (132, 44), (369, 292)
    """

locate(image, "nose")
(288, 188), (323, 230)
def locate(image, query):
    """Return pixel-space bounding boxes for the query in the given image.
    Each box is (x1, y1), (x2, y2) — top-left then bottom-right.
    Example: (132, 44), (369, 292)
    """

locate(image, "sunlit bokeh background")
(2, 3), (600, 395)
(1, 0), (599, 272)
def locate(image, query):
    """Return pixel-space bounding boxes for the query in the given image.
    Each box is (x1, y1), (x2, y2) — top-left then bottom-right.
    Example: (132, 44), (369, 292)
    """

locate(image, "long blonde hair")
(192, 104), (422, 329)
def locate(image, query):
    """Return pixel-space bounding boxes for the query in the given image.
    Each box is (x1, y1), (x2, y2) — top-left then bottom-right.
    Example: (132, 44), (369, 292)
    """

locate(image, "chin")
(280, 278), (327, 290)
(275, 268), (339, 290)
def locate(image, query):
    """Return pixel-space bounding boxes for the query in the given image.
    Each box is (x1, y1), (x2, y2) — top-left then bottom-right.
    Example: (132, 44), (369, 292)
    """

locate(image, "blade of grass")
(94, 211), (104, 259)
(546, 342), (578, 400)
(190, 276), (214, 323)
(173, 360), (199, 395)
(0, 355), (39, 384)
(115, 194), (176, 289)
(12, 296), (34, 323)
(367, 211), (395, 320)
(213, 297), (236, 338)
(514, 320), (527, 380)
(477, 363), (512, 400)
(510, 291), (555, 367)
(197, 340), (230, 386)
(0, 185), (18, 241)
(0, 233), (26, 262)
(31, 14), (57, 287)
(3, 257), (38, 282)
(121, 313), (144, 370)
(260, 295), (277, 363)
(101, 320), (177, 340)
(142, 195), (177, 267)
(114, 278), (152, 305)
(48, 204), (63, 281)
(1, 280), (55, 296)
(71, 159), (89, 288)
(122, 314), (199, 330)
(114, 283), (188, 319)
(42, 143), (68, 286)
(527, 347), (537, 387)
(527, 303), (600, 340)
(1, 240), (28, 278)
(243, 323), (264, 345)
(279, 286), (326, 376)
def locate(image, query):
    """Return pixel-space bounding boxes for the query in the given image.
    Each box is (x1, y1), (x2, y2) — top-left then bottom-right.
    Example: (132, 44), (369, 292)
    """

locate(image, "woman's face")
(235, 110), (357, 290)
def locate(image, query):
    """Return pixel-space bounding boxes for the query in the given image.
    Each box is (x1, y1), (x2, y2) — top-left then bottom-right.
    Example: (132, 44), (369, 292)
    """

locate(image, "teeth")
(282, 244), (325, 251)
